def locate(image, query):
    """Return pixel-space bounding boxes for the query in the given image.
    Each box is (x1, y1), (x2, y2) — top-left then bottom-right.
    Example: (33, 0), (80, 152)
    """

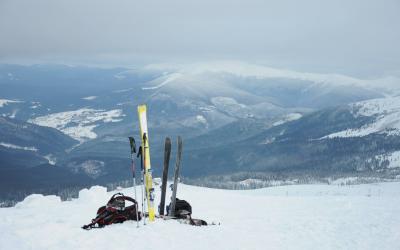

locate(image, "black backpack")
(167, 198), (207, 226)
(167, 198), (192, 217)
(82, 193), (142, 230)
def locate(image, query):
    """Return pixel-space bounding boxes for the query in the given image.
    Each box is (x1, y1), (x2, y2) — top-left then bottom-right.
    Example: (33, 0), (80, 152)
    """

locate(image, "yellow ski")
(137, 104), (155, 222)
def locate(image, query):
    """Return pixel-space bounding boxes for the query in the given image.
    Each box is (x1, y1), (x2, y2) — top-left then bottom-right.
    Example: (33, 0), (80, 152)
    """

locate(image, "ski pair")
(127, 104), (156, 226)
(137, 105), (156, 222)
(159, 136), (183, 217)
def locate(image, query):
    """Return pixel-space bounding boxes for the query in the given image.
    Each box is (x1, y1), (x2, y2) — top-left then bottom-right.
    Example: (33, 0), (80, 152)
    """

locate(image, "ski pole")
(132, 161), (139, 228)
(128, 137), (140, 228)
(137, 146), (146, 225)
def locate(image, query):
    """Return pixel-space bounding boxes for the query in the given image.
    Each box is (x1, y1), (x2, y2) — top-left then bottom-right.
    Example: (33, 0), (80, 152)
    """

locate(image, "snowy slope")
(324, 97), (400, 138)
(0, 142), (38, 152)
(28, 108), (124, 143)
(0, 99), (23, 107)
(1, 182), (400, 250)
(367, 151), (400, 169)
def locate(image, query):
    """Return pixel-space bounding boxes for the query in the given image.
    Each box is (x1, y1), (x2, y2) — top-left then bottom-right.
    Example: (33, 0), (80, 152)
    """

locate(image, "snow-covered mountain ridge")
(2, 63), (400, 203)
(143, 61), (400, 95)
(324, 96), (400, 138)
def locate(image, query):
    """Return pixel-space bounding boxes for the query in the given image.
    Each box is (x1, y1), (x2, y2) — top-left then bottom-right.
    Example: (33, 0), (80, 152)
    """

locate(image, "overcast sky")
(0, 0), (399, 77)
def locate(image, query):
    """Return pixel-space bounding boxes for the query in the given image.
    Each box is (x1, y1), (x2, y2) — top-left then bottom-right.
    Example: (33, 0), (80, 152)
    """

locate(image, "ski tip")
(137, 104), (147, 112)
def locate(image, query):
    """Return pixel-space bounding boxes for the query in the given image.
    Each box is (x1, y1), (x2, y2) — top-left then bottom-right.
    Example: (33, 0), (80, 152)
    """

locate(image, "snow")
(0, 99), (22, 107)
(238, 178), (268, 187)
(62, 124), (98, 141)
(211, 97), (253, 118)
(28, 108), (124, 142)
(0, 142), (37, 152)
(180, 115), (209, 128)
(144, 61), (400, 94)
(44, 154), (57, 165)
(82, 96), (97, 100)
(113, 88), (133, 93)
(1, 182), (400, 250)
(9, 109), (18, 119)
(323, 97), (400, 139)
(196, 115), (207, 125)
(114, 73), (126, 80)
(367, 151), (400, 169)
(142, 73), (183, 90)
(273, 113), (303, 126)
(199, 106), (215, 112)
(70, 160), (106, 178)
(261, 137), (275, 145)
(386, 151), (400, 169)
(30, 101), (41, 109)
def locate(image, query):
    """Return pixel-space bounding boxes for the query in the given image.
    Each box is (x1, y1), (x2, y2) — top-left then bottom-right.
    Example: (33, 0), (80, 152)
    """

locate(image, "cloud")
(0, 0), (399, 76)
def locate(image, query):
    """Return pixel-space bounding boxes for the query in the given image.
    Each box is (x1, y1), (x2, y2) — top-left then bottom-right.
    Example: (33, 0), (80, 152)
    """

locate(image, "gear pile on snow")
(82, 193), (142, 230)
(82, 104), (210, 230)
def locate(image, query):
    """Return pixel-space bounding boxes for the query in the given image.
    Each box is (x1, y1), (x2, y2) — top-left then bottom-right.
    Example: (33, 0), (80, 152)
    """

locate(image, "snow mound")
(77, 186), (108, 204)
(15, 194), (61, 209)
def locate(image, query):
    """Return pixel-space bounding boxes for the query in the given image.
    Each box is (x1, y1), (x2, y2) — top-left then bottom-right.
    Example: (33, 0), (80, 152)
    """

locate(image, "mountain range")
(1, 62), (399, 203)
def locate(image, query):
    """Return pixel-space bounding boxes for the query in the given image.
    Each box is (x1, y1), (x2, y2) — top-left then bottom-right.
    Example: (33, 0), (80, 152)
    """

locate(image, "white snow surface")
(196, 115), (207, 125)
(0, 99), (23, 107)
(323, 97), (400, 138)
(70, 160), (105, 179)
(211, 97), (254, 118)
(82, 96), (97, 100)
(1, 182), (400, 250)
(368, 151), (400, 169)
(386, 151), (400, 169)
(44, 154), (56, 165)
(273, 113), (303, 126)
(0, 142), (37, 152)
(28, 108), (124, 142)
(142, 73), (183, 90)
